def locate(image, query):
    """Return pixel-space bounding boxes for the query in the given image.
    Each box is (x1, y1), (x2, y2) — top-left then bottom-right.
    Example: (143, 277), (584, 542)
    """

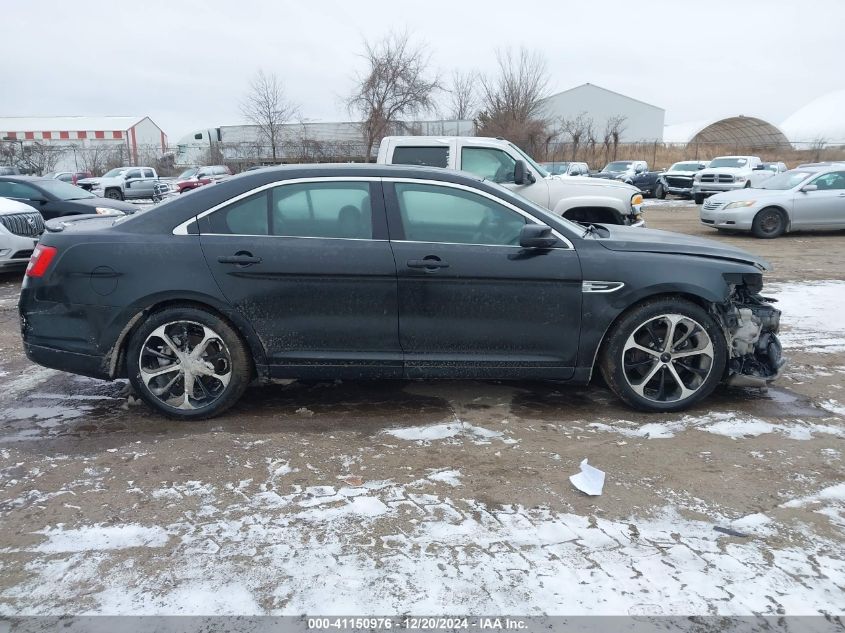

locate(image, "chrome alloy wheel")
(622, 313), (715, 403)
(139, 321), (232, 410)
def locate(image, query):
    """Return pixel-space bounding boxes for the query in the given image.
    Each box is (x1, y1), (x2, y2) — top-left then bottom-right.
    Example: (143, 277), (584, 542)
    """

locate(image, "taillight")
(26, 245), (58, 278)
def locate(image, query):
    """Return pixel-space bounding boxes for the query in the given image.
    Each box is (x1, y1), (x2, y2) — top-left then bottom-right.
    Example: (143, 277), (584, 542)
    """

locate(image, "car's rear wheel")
(694, 193), (704, 204)
(751, 207), (786, 239)
(599, 298), (727, 412)
(127, 306), (252, 419)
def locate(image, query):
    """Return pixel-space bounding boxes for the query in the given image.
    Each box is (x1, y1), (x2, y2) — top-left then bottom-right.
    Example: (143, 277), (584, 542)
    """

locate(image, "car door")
(792, 171), (845, 227)
(459, 146), (550, 208)
(122, 169), (142, 198)
(384, 179), (582, 379)
(198, 178), (402, 378)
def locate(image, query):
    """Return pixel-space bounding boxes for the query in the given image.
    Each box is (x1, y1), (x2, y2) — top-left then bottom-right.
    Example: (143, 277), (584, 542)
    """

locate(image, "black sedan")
(19, 164), (784, 420)
(0, 176), (137, 220)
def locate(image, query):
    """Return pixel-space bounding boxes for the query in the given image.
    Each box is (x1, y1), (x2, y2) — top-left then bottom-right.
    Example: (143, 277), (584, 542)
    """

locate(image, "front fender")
(552, 195), (629, 217)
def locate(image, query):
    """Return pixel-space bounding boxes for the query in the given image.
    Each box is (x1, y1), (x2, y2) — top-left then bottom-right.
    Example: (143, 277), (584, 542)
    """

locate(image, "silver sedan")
(699, 166), (845, 238)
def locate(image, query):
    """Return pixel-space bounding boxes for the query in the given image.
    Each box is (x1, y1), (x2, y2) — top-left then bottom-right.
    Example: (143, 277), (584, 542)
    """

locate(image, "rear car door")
(198, 178), (401, 378)
(793, 171), (845, 227)
(122, 169), (143, 198)
(384, 179), (582, 379)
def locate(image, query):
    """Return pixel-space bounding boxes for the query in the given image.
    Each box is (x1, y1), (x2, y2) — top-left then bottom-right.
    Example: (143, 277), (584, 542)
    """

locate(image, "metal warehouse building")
(540, 83), (666, 142)
(0, 116), (168, 172)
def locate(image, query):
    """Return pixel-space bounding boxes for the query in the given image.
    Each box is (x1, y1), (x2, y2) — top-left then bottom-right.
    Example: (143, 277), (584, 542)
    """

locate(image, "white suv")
(0, 197), (44, 271)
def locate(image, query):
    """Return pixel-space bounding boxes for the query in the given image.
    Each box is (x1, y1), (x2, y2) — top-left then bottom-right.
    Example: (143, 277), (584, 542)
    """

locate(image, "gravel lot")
(0, 202), (843, 616)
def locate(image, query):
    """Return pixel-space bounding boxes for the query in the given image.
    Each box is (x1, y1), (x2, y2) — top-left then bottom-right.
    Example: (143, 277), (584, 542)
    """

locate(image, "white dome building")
(780, 90), (845, 144)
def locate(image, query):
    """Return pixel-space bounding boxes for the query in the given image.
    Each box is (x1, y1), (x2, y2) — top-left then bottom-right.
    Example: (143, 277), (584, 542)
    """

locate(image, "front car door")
(792, 170), (845, 227)
(384, 178), (582, 379)
(197, 177), (401, 378)
(459, 146), (550, 208)
(122, 169), (143, 198)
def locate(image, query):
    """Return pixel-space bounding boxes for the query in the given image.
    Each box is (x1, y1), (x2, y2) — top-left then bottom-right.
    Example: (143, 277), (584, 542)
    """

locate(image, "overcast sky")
(3, 0), (843, 141)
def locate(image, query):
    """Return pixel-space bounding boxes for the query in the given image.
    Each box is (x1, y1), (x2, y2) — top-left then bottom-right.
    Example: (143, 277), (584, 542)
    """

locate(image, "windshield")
(670, 162), (704, 172)
(542, 162), (570, 174)
(709, 157), (748, 169)
(36, 179), (95, 200)
(178, 168), (198, 179)
(102, 168), (127, 178)
(760, 171), (813, 190)
(484, 179), (582, 236)
(507, 143), (549, 178)
(603, 161), (633, 173)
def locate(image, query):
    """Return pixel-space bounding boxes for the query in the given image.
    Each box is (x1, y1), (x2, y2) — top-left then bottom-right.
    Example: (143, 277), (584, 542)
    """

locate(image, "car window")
(125, 169), (142, 179)
(810, 171), (845, 190)
(206, 191), (269, 235)
(461, 147), (517, 183)
(392, 146), (449, 169)
(0, 181), (41, 200)
(394, 182), (526, 246)
(272, 182), (373, 239)
(57, 173), (73, 182)
(143, 169), (155, 178)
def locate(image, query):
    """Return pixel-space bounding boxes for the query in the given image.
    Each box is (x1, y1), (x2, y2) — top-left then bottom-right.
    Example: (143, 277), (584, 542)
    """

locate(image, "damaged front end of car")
(717, 273), (785, 387)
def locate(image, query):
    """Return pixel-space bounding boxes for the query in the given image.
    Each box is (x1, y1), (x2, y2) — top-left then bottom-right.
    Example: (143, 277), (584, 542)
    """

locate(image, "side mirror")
(519, 224), (557, 249)
(513, 160), (527, 185)
(801, 184), (818, 192)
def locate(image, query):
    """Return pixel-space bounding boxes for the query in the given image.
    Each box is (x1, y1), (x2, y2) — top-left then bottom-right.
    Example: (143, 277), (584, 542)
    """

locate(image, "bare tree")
(446, 70), (478, 120)
(476, 47), (550, 155)
(558, 112), (593, 161)
(347, 30), (441, 161)
(241, 70), (299, 163)
(607, 115), (627, 161)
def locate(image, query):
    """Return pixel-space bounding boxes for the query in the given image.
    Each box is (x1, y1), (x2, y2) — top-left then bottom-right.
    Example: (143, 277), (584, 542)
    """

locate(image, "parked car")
(0, 176), (136, 220)
(0, 166), (22, 176)
(175, 165), (232, 193)
(700, 165), (845, 238)
(20, 164), (783, 420)
(761, 162), (788, 176)
(591, 161), (664, 198)
(378, 136), (644, 226)
(658, 161), (710, 199)
(692, 156), (777, 203)
(540, 161), (591, 177)
(44, 171), (93, 185)
(77, 167), (160, 201)
(0, 197), (44, 271)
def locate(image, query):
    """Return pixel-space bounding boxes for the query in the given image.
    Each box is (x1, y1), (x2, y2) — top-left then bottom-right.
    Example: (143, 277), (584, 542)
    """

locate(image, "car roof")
(0, 175), (50, 183)
(232, 162), (486, 182)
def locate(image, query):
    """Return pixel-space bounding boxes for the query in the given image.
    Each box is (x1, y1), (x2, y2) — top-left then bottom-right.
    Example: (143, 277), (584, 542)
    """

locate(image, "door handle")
(217, 251), (262, 266)
(407, 258), (449, 270)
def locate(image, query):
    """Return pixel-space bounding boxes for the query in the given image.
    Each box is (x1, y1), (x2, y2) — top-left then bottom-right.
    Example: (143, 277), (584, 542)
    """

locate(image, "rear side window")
(392, 146), (449, 168)
(272, 182), (373, 239)
(203, 182), (374, 239)
(461, 147), (517, 183)
(206, 192), (269, 235)
(143, 169), (155, 178)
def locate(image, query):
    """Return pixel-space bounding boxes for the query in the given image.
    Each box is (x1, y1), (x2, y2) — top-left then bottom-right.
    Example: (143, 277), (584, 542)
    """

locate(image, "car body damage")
(718, 278), (784, 387)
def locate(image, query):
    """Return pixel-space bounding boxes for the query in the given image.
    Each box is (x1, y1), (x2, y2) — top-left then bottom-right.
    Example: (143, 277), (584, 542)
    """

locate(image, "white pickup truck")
(77, 167), (161, 201)
(377, 136), (644, 225)
(691, 156), (781, 204)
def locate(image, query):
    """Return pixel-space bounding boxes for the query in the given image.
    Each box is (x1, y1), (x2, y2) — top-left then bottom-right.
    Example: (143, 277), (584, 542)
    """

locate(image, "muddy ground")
(0, 202), (843, 616)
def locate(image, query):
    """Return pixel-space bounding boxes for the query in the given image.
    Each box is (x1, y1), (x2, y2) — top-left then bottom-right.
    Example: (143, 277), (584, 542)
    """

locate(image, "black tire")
(744, 181), (752, 188)
(694, 193), (704, 204)
(654, 183), (666, 199)
(126, 306), (252, 420)
(105, 188), (124, 201)
(599, 297), (727, 412)
(751, 207), (786, 239)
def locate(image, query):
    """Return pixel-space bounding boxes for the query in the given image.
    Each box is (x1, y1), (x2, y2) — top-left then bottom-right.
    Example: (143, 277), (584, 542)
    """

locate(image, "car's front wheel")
(599, 298), (727, 412)
(694, 193), (704, 204)
(751, 207), (786, 239)
(126, 306), (252, 419)
(104, 188), (123, 200)
(654, 183), (666, 199)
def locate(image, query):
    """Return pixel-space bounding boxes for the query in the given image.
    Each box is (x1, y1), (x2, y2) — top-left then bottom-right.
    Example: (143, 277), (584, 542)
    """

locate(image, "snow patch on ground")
(589, 411), (844, 440)
(29, 524), (170, 553)
(427, 469), (462, 487)
(769, 281), (845, 353)
(383, 421), (514, 445)
(4, 484), (843, 616)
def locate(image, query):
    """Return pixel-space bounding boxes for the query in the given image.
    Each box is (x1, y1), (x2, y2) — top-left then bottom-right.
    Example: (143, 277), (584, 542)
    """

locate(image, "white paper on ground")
(569, 458), (605, 496)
